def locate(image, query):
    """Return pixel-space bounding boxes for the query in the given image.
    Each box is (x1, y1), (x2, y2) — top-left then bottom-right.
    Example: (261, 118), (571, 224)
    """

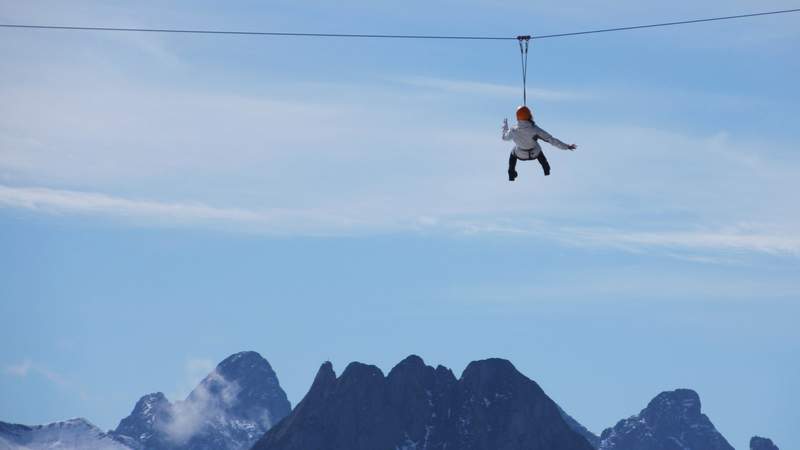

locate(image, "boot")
(508, 154), (518, 181)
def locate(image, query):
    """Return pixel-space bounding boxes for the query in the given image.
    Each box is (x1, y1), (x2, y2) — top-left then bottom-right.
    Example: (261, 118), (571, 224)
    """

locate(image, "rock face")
(0, 418), (130, 450)
(558, 406), (600, 448)
(751, 436), (779, 450)
(253, 355), (595, 450)
(112, 392), (172, 448)
(599, 389), (734, 450)
(111, 351), (291, 450)
(111, 392), (173, 449)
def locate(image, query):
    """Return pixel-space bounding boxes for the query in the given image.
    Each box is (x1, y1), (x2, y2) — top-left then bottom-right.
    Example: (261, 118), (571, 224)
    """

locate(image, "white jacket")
(502, 120), (571, 160)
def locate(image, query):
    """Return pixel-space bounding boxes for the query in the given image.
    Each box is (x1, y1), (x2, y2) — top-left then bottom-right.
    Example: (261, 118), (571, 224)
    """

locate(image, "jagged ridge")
(253, 355), (595, 450)
(0, 418), (130, 450)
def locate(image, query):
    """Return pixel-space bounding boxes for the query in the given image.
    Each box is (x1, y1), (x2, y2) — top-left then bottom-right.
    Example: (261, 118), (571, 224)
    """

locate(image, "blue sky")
(1, 1), (799, 449)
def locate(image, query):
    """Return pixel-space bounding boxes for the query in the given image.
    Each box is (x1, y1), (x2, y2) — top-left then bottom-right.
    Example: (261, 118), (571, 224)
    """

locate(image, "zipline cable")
(531, 8), (800, 40)
(0, 24), (514, 40)
(0, 8), (799, 41)
(518, 36), (530, 106)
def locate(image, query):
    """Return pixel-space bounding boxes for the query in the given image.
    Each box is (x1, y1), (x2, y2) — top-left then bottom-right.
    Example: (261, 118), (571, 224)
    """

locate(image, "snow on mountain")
(0, 418), (130, 450)
(3, 354), (780, 450)
(111, 392), (172, 449)
(110, 351), (291, 450)
(599, 388), (734, 450)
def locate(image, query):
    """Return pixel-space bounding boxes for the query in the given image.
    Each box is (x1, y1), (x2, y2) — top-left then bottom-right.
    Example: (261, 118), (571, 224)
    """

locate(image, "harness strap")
(517, 132), (541, 160)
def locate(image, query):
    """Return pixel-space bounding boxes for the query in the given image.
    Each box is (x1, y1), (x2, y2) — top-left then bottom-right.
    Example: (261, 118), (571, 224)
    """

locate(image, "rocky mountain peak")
(387, 354), (427, 377)
(111, 351), (290, 450)
(132, 392), (170, 417)
(340, 361), (384, 379)
(309, 361), (336, 391)
(216, 351), (274, 378)
(459, 358), (529, 393)
(462, 357), (518, 378)
(751, 436), (779, 450)
(641, 388), (701, 422)
(599, 388), (734, 450)
(114, 392), (172, 445)
(43, 418), (93, 429)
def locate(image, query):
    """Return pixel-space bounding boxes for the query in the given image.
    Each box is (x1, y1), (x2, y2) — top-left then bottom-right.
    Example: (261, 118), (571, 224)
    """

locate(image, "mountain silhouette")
(599, 389), (734, 450)
(751, 436), (779, 450)
(253, 355), (595, 450)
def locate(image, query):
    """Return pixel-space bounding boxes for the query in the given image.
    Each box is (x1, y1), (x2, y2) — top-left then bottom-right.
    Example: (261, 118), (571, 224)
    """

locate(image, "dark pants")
(509, 151), (550, 177)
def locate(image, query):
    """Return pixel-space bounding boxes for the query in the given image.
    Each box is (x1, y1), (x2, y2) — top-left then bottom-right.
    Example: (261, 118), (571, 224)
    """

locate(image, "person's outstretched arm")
(502, 118), (514, 141)
(536, 126), (577, 150)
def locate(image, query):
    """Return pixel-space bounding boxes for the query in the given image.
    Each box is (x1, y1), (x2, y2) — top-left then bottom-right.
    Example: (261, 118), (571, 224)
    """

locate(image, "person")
(502, 106), (576, 181)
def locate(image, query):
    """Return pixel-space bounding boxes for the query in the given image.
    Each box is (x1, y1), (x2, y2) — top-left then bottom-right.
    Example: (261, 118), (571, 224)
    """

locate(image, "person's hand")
(568, 144), (577, 151)
(502, 118), (509, 130)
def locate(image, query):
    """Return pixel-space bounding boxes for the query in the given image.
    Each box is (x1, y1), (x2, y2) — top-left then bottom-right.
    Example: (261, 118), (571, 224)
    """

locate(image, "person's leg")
(508, 153), (518, 181)
(537, 151), (551, 176)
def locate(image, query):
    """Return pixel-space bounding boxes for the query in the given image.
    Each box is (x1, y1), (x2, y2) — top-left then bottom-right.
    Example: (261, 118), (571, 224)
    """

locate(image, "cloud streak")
(557, 225), (800, 256)
(2, 184), (798, 256)
(0, 185), (364, 234)
(3, 359), (81, 395)
(4, 359), (34, 377)
(171, 358), (216, 403)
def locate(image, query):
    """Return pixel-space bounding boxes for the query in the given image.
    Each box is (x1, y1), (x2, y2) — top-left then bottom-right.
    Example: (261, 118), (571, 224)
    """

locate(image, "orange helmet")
(516, 106), (532, 121)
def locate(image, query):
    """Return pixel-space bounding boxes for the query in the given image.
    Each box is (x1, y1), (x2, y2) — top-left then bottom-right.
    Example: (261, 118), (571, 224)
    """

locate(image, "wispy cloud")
(159, 369), (249, 445)
(557, 225), (800, 256)
(430, 218), (800, 256)
(5, 359), (34, 377)
(0, 185), (363, 235)
(171, 358), (216, 401)
(2, 184), (799, 257)
(4, 359), (78, 393)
